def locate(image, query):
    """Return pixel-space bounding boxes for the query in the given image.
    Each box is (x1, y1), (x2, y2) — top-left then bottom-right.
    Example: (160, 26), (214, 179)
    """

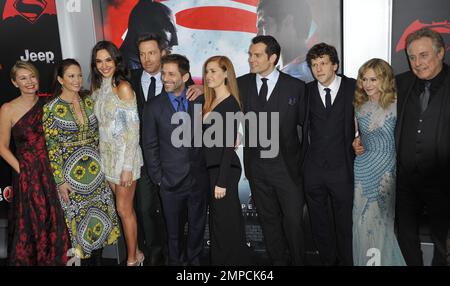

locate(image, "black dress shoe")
(150, 254), (167, 266)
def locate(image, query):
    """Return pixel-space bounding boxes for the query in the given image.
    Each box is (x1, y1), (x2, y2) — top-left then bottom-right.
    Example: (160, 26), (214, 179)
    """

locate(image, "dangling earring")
(224, 78), (228, 85)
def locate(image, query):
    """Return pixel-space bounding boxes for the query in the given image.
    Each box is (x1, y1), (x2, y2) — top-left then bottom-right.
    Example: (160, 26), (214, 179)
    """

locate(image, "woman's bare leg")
(114, 181), (139, 264)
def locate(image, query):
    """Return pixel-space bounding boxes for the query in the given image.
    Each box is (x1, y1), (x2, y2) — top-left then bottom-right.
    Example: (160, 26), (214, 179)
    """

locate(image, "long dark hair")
(90, 40), (130, 91)
(51, 58), (87, 100)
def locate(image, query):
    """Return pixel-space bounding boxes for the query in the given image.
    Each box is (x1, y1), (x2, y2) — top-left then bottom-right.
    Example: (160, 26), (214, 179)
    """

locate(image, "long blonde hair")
(202, 56), (241, 115)
(354, 58), (396, 110)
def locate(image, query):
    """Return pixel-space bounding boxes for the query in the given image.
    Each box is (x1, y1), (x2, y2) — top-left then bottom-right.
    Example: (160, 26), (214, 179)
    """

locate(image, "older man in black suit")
(394, 28), (450, 266)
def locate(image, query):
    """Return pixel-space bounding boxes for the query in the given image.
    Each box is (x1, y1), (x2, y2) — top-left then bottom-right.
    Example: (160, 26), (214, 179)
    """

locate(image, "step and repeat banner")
(391, 0), (450, 73)
(101, 0), (342, 81)
(0, 0), (448, 262)
(0, 0), (62, 208)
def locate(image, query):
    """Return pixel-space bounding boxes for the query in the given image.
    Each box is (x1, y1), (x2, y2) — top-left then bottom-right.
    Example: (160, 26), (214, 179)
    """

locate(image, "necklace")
(61, 93), (81, 104)
(213, 93), (229, 105)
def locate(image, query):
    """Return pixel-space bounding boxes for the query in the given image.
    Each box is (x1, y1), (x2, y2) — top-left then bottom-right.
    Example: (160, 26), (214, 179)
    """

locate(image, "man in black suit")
(393, 28), (449, 266)
(238, 35), (306, 266)
(303, 43), (355, 266)
(130, 34), (202, 265)
(353, 28), (450, 266)
(142, 54), (208, 266)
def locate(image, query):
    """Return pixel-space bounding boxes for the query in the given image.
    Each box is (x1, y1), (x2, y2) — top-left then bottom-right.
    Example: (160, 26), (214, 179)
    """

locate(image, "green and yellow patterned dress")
(43, 95), (120, 259)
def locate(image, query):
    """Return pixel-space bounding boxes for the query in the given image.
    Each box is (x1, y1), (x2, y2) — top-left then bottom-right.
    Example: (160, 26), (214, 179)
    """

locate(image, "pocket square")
(288, 97), (297, 105)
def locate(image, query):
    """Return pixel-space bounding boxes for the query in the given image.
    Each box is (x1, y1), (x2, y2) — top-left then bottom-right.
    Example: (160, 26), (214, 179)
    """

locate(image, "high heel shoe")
(127, 250), (145, 266)
(137, 250), (145, 266)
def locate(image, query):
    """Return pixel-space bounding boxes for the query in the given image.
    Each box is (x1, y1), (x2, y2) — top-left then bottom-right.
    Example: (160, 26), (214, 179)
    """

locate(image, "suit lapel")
(395, 76), (417, 149)
(137, 69), (146, 104)
(188, 97), (202, 141)
(188, 99), (195, 141)
(161, 91), (176, 114)
(250, 74), (258, 99)
(339, 77), (351, 141)
(310, 84), (327, 120)
(244, 74), (258, 112)
(273, 73), (287, 125)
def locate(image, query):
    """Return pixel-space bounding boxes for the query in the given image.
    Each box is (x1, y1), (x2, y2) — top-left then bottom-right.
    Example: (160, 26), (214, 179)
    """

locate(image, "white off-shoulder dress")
(92, 77), (143, 184)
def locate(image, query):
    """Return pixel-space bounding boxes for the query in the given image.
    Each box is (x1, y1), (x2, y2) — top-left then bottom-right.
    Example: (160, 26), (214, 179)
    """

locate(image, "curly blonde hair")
(353, 58), (396, 110)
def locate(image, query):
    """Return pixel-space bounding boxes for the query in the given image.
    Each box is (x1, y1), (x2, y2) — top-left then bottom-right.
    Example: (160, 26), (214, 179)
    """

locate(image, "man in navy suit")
(303, 43), (356, 266)
(238, 35), (307, 265)
(141, 54), (208, 266)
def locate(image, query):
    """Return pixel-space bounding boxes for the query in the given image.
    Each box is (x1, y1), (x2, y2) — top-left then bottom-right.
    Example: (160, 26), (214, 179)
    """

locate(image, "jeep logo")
(20, 49), (55, 64)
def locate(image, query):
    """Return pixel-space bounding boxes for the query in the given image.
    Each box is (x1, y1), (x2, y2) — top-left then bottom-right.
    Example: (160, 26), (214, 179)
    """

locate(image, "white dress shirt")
(141, 70), (163, 101)
(256, 68), (280, 101)
(317, 75), (342, 107)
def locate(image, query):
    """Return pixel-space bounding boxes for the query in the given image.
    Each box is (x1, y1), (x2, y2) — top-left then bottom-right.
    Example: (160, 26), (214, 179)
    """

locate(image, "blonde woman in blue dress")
(352, 58), (405, 266)
(90, 41), (144, 266)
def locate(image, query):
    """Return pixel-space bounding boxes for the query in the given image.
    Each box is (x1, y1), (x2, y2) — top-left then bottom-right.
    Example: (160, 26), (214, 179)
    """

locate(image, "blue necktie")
(176, 96), (186, 112)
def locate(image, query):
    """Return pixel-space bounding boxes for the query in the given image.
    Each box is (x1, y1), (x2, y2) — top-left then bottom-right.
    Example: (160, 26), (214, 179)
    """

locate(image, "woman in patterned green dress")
(43, 59), (120, 262)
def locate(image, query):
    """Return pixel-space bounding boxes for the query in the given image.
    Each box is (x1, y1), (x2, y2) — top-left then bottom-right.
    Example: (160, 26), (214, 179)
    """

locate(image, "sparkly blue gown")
(353, 100), (406, 266)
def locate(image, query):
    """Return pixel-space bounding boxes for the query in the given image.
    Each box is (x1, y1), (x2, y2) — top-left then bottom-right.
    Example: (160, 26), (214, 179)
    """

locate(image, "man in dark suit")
(130, 33), (202, 265)
(238, 35), (306, 266)
(394, 28), (450, 266)
(142, 54), (208, 266)
(303, 43), (356, 266)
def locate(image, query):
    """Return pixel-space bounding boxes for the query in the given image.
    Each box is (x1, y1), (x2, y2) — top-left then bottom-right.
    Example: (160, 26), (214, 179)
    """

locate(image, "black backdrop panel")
(391, 0), (450, 74)
(0, 0), (62, 209)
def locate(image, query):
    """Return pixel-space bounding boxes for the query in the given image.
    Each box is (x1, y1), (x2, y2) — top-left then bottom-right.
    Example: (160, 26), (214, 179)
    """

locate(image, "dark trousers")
(447, 229), (450, 266)
(80, 248), (103, 266)
(397, 170), (450, 266)
(208, 166), (251, 266)
(159, 176), (208, 266)
(304, 167), (353, 266)
(135, 168), (167, 265)
(248, 159), (305, 266)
